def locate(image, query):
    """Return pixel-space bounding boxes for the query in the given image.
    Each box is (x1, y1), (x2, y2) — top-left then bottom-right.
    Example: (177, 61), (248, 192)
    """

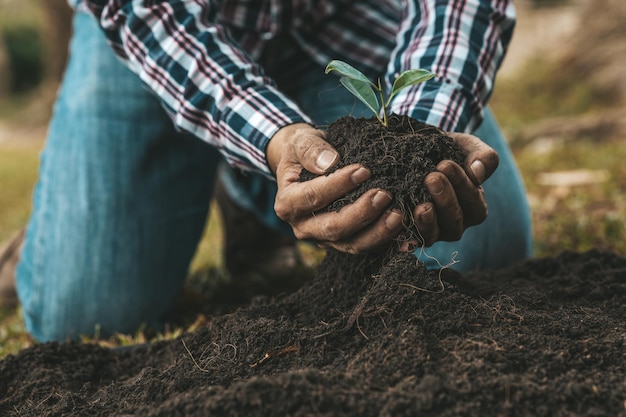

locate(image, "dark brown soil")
(1, 116), (624, 416)
(0, 249), (625, 416)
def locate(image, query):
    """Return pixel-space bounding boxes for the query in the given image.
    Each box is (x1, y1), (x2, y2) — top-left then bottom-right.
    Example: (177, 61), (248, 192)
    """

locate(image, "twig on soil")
(344, 292), (370, 334)
(249, 344), (300, 368)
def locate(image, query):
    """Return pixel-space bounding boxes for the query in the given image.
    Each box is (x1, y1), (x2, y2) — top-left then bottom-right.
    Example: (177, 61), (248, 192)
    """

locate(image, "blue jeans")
(17, 12), (532, 342)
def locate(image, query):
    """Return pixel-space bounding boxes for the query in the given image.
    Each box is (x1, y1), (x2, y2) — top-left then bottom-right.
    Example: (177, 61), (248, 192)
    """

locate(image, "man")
(5, 0), (532, 342)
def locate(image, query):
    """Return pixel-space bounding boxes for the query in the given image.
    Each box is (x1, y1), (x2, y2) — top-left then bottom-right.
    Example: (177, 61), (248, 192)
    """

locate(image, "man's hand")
(266, 123), (404, 254)
(410, 131), (500, 248)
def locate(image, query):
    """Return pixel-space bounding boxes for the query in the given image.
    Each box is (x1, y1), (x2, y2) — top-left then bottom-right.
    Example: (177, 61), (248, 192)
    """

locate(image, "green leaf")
(388, 69), (436, 103)
(325, 60), (375, 87)
(339, 78), (380, 118)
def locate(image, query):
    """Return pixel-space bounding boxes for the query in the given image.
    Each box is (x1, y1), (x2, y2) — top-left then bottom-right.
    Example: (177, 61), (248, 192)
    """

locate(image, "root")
(182, 339), (238, 373)
(408, 226), (461, 294)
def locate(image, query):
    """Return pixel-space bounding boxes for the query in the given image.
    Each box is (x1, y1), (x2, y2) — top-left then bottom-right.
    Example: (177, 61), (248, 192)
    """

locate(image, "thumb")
(294, 128), (340, 175)
(272, 124), (340, 176)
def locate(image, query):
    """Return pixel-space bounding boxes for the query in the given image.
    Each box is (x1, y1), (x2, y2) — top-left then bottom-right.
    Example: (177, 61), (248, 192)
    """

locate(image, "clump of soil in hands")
(302, 114), (465, 246)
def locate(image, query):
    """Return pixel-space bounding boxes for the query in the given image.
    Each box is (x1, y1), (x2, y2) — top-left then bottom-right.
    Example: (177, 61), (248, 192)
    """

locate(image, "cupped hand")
(266, 123), (404, 254)
(409, 131), (500, 248)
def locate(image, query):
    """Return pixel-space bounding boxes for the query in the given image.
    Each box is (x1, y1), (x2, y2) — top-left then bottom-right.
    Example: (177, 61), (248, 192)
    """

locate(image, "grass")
(0, 144), (40, 242)
(491, 55), (626, 258)
(514, 136), (626, 257)
(490, 58), (621, 135)
(0, 0), (42, 30)
(1, 24), (625, 359)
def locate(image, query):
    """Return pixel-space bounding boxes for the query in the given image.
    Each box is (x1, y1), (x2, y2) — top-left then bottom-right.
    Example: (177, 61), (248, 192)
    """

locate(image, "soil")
(0, 116), (624, 416)
(0, 249), (624, 416)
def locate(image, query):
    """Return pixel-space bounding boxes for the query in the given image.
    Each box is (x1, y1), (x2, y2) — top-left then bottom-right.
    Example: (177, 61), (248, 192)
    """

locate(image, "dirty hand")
(266, 123), (404, 254)
(410, 131), (500, 248)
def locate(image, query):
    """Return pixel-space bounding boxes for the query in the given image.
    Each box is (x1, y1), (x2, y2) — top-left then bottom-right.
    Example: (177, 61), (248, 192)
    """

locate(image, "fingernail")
(426, 177), (444, 195)
(385, 210), (403, 230)
(351, 167), (371, 184)
(372, 191), (392, 209)
(419, 206), (434, 225)
(470, 160), (485, 184)
(316, 150), (339, 172)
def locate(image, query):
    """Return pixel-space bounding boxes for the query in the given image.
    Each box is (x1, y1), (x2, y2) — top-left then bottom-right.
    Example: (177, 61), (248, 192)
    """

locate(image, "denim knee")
(16, 11), (220, 341)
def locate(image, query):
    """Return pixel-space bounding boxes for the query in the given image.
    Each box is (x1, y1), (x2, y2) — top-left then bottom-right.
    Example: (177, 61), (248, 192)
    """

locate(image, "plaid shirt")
(71, 0), (515, 176)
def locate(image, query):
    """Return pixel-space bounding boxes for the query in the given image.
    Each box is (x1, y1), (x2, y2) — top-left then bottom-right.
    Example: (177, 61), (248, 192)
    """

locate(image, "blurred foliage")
(0, 145), (39, 243)
(491, 57), (621, 138)
(492, 48), (626, 259)
(529, 0), (572, 7)
(0, 0), (47, 100)
(2, 26), (44, 94)
(513, 137), (626, 258)
(0, 307), (32, 359)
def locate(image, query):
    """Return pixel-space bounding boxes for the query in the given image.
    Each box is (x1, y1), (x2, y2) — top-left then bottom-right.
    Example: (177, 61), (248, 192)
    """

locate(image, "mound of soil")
(0, 249), (625, 416)
(1, 116), (624, 416)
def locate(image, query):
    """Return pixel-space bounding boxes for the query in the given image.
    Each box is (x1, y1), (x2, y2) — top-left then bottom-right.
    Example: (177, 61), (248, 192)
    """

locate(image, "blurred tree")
(39, 0), (72, 84)
(0, 32), (10, 97)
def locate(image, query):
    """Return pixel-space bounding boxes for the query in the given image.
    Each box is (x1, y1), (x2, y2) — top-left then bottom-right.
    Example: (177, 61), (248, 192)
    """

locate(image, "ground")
(0, 249), (624, 416)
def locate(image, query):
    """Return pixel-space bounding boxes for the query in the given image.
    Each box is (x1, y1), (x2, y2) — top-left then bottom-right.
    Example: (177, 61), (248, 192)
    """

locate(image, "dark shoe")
(0, 228), (24, 309)
(214, 180), (311, 295)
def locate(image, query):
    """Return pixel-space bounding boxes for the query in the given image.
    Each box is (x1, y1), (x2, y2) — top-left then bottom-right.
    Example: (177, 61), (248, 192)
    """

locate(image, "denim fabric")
(17, 11), (532, 343)
(17, 12), (220, 342)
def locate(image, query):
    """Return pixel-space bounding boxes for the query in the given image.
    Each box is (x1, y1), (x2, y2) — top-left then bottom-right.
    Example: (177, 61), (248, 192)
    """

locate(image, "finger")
(436, 160), (488, 227)
(412, 202), (439, 246)
(274, 164), (371, 221)
(317, 209), (404, 254)
(447, 132), (499, 185)
(290, 188), (393, 243)
(424, 172), (464, 241)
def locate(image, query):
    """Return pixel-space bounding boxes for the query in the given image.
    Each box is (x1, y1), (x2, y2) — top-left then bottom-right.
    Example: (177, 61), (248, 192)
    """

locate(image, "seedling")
(325, 60), (436, 127)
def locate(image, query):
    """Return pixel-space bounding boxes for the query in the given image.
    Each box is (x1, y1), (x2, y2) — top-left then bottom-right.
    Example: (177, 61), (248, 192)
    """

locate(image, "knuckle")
(472, 208), (488, 226)
(342, 243), (362, 255)
(292, 227), (309, 241)
(464, 189), (488, 226)
(295, 136), (318, 159)
(273, 198), (291, 222)
(302, 186), (325, 209)
(488, 148), (500, 165)
(322, 227), (342, 243)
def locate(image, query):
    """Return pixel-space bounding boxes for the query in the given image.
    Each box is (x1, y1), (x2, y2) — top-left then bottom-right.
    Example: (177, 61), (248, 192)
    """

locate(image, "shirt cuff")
(216, 84), (313, 178)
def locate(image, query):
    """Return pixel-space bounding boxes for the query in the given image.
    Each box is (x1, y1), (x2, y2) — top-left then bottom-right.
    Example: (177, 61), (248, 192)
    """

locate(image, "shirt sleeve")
(387, 0), (515, 133)
(81, 0), (312, 177)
